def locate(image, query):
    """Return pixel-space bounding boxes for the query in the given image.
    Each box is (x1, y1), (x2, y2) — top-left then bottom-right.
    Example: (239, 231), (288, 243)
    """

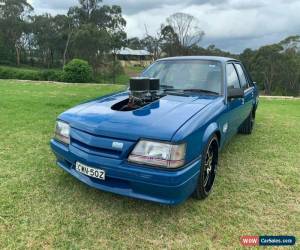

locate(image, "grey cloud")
(33, 0), (183, 14)
(110, 0), (231, 15)
(188, 0), (227, 6)
(31, 0), (300, 53)
(202, 33), (289, 53)
(110, 0), (188, 15)
(31, 0), (293, 15)
(33, 0), (77, 11)
(33, 0), (228, 15)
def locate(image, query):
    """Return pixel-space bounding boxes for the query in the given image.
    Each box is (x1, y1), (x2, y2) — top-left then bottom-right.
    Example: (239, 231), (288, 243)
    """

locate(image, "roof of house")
(116, 47), (152, 56)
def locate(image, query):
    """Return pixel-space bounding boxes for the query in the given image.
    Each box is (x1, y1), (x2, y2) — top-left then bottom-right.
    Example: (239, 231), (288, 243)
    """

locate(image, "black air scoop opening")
(111, 98), (133, 111)
(111, 77), (162, 112)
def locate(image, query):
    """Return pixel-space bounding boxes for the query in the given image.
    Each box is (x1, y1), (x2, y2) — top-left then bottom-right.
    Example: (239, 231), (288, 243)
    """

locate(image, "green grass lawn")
(0, 80), (299, 249)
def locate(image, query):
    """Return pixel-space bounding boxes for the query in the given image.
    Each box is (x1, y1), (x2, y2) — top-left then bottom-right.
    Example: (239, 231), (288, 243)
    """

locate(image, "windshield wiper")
(182, 89), (219, 95)
(160, 84), (174, 90)
(161, 88), (188, 96)
(162, 87), (219, 96)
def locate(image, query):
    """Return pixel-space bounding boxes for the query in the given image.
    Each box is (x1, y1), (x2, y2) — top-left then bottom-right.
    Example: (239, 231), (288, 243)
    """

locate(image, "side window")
(235, 64), (249, 89)
(226, 64), (240, 89)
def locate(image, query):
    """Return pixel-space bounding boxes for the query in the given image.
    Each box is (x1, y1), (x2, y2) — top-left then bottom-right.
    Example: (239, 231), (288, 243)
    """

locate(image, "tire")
(193, 135), (219, 200)
(239, 109), (255, 134)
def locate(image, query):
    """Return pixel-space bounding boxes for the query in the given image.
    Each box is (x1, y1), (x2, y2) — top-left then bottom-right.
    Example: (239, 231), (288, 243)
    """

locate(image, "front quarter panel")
(172, 97), (227, 163)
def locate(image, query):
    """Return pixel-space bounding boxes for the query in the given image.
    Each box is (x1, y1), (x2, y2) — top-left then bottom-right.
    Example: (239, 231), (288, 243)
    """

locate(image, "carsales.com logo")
(240, 236), (296, 247)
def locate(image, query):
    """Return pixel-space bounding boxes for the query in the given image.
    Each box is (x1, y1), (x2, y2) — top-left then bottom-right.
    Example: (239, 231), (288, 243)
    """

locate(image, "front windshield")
(142, 60), (223, 94)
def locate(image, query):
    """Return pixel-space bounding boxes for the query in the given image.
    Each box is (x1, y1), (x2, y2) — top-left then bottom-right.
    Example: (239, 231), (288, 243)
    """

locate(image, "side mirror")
(227, 88), (244, 99)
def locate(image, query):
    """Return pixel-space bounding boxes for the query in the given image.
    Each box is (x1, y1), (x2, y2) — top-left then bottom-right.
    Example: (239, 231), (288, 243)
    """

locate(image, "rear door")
(234, 63), (254, 120)
(226, 63), (244, 135)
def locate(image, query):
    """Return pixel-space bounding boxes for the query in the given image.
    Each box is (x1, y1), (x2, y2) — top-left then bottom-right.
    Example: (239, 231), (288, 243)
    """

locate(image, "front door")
(226, 63), (244, 136)
(234, 63), (253, 120)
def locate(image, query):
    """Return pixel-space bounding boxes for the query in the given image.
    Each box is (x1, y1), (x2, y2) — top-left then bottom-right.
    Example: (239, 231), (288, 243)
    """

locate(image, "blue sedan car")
(51, 56), (259, 205)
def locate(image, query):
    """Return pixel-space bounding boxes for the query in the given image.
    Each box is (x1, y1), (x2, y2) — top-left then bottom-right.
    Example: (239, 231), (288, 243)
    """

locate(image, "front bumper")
(50, 139), (200, 205)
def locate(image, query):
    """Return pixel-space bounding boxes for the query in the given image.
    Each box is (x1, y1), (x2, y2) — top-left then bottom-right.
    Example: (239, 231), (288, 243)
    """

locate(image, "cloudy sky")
(29, 0), (300, 53)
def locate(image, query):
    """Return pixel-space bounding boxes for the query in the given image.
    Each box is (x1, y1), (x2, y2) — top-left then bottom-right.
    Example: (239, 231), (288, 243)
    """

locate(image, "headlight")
(54, 121), (70, 145)
(128, 140), (186, 168)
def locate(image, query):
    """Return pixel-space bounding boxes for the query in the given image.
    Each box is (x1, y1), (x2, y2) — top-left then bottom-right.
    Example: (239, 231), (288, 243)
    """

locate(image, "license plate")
(75, 162), (105, 180)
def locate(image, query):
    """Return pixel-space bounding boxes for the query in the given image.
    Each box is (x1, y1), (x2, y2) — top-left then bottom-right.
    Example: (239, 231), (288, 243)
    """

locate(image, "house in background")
(115, 48), (153, 67)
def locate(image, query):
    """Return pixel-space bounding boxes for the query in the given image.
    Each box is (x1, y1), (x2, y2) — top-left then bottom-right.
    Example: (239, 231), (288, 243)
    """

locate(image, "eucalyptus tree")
(166, 12), (205, 54)
(160, 25), (180, 57)
(68, 0), (126, 71)
(0, 0), (33, 65)
(127, 37), (144, 50)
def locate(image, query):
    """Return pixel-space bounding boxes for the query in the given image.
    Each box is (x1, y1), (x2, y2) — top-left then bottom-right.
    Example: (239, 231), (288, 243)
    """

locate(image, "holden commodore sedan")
(51, 56), (259, 205)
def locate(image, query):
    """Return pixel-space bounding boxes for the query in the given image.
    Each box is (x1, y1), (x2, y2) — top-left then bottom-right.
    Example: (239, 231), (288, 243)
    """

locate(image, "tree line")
(0, 0), (299, 96)
(0, 0), (126, 71)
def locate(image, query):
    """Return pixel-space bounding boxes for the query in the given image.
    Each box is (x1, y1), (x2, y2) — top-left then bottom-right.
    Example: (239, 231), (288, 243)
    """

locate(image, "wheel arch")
(215, 130), (221, 147)
(202, 122), (221, 150)
(252, 106), (256, 118)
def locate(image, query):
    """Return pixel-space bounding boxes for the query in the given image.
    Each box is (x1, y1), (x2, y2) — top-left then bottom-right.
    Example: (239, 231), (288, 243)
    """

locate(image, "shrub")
(15, 69), (41, 81)
(63, 59), (93, 83)
(110, 60), (124, 76)
(40, 70), (64, 82)
(0, 66), (65, 82)
(0, 67), (38, 80)
(0, 67), (14, 79)
(0, 60), (15, 66)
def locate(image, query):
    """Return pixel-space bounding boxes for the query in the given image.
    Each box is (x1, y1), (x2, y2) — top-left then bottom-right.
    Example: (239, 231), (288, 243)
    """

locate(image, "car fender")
(202, 122), (220, 150)
(171, 98), (225, 163)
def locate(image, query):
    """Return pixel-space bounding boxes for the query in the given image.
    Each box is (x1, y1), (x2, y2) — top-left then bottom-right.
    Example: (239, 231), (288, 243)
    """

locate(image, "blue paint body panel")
(50, 56), (259, 205)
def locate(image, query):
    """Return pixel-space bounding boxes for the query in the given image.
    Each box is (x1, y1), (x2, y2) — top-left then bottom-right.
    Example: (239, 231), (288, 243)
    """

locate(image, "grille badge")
(112, 141), (124, 150)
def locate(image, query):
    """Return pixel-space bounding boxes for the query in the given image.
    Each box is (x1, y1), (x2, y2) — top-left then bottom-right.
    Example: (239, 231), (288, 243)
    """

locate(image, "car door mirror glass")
(227, 88), (244, 99)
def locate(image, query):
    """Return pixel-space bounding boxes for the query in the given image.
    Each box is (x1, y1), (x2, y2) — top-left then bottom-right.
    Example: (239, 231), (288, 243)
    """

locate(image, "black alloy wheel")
(193, 135), (219, 200)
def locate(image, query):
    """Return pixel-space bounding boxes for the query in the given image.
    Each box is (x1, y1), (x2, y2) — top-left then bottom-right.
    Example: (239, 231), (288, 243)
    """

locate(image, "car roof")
(157, 56), (239, 63)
